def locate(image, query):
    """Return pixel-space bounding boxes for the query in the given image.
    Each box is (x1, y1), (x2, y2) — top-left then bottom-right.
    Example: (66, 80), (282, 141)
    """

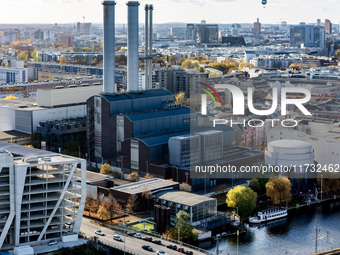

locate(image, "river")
(202, 200), (340, 255)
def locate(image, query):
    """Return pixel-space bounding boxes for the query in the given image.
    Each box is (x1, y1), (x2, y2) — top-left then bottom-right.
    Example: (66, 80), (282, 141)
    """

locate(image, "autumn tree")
(100, 163), (112, 175)
(97, 203), (110, 222)
(107, 194), (122, 220)
(125, 194), (138, 214)
(60, 54), (66, 64)
(128, 172), (140, 182)
(174, 92), (185, 104)
(88, 198), (100, 217)
(239, 62), (254, 70)
(143, 173), (154, 180)
(266, 177), (292, 205)
(181, 59), (199, 69)
(289, 63), (304, 69)
(197, 66), (205, 73)
(226, 186), (257, 217)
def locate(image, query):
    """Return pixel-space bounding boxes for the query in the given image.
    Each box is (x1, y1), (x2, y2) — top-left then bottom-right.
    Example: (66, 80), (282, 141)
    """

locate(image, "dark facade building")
(154, 205), (171, 234)
(222, 36), (246, 47)
(87, 89), (196, 173)
(290, 25), (325, 48)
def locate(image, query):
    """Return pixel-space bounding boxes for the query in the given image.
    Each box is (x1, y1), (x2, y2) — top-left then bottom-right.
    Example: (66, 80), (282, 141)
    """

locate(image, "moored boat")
(249, 207), (288, 224)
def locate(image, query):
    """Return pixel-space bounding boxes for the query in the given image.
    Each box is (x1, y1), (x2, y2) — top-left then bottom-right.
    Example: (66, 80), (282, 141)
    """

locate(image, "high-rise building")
(76, 22), (92, 35)
(325, 19), (332, 34)
(253, 18), (261, 37)
(195, 24), (219, 44)
(0, 143), (86, 250)
(290, 24), (325, 48)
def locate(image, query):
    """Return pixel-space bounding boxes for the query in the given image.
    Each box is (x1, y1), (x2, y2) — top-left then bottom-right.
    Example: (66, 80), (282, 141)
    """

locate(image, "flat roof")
(111, 178), (179, 195)
(155, 190), (216, 207)
(125, 107), (193, 122)
(0, 130), (30, 140)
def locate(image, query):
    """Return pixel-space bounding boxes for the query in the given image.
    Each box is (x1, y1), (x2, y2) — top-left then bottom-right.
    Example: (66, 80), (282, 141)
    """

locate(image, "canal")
(202, 200), (340, 255)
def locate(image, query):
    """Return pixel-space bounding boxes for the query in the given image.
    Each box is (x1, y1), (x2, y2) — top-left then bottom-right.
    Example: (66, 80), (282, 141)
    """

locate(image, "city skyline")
(1, 0), (340, 25)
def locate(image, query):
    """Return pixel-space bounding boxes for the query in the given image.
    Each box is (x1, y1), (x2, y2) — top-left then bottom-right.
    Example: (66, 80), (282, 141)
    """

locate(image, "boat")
(249, 207), (288, 224)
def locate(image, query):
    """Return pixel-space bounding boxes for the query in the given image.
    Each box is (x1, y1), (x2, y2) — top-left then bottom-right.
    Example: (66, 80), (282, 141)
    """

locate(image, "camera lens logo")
(200, 83), (222, 115)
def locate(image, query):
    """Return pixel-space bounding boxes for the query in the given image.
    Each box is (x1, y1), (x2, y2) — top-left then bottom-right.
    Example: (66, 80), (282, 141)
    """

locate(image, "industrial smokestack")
(148, 4), (153, 90)
(102, 1), (116, 94)
(126, 1), (140, 92)
(144, 4), (149, 91)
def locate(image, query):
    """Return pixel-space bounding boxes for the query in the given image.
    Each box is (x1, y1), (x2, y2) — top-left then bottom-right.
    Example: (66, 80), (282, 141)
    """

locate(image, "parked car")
(143, 237), (153, 242)
(157, 251), (168, 255)
(166, 244), (177, 250)
(95, 230), (105, 236)
(48, 240), (58, 246)
(142, 245), (153, 251)
(113, 235), (122, 241)
(185, 251), (193, 255)
(134, 233), (142, 239)
(127, 232), (136, 236)
(152, 240), (162, 245)
(177, 247), (185, 253)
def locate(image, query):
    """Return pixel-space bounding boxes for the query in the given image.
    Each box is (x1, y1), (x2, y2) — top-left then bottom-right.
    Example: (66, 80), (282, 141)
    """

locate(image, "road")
(80, 217), (207, 255)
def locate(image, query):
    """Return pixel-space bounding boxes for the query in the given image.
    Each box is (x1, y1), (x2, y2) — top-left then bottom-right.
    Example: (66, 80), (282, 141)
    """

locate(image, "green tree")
(174, 211), (198, 244)
(266, 177), (292, 205)
(249, 178), (268, 195)
(100, 163), (112, 175)
(226, 186), (257, 217)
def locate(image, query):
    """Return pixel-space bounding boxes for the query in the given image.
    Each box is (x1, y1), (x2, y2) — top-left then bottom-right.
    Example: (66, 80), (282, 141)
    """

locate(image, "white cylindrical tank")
(265, 139), (314, 166)
(127, 1), (140, 92)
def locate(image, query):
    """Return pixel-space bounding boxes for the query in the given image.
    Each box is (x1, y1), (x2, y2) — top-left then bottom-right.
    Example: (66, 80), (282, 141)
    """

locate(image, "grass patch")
(130, 222), (155, 231)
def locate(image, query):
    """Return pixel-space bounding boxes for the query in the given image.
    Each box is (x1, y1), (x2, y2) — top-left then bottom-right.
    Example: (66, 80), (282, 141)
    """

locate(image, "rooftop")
(155, 190), (216, 207)
(111, 178), (179, 195)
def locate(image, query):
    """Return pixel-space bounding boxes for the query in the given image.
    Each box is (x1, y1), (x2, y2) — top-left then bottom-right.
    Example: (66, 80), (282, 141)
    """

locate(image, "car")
(113, 235), (122, 241)
(48, 240), (58, 246)
(133, 233), (142, 239)
(95, 230), (105, 236)
(152, 240), (162, 245)
(142, 245), (153, 251)
(177, 248), (185, 253)
(157, 251), (168, 255)
(166, 244), (177, 250)
(143, 236), (153, 242)
(127, 232), (136, 236)
(185, 251), (193, 255)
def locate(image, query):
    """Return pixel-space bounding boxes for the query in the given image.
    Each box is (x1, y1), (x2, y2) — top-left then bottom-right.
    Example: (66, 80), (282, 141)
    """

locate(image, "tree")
(97, 203), (110, 222)
(100, 163), (112, 175)
(60, 54), (66, 64)
(266, 177), (292, 205)
(174, 211), (198, 244)
(289, 63), (304, 69)
(197, 66), (205, 73)
(174, 92), (185, 104)
(125, 194), (137, 214)
(239, 62), (254, 70)
(181, 60), (199, 69)
(107, 194), (122, 220)
(88, 198), (100, 217)
(226, 186), (257, 217)
(336, 48), (340, 61)
(180, 183), (191, 192)
(249, 178), (268, 195)
(128, 172), (139, 182)
(143, 173), (154, 180)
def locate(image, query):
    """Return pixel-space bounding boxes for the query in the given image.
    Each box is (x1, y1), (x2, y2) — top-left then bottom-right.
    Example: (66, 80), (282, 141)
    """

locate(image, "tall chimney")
(144, 4), (149, 91)
(102, 1), (116, 94)
(148, 4), (153, 90)
(126, 1), (140, 92)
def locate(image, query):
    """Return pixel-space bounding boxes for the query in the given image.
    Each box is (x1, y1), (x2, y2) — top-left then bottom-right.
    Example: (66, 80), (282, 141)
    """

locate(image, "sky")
(0, 0), (340, 25)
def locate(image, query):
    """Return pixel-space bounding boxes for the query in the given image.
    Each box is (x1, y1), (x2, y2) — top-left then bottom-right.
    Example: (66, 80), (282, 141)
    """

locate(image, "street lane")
(80, 217), (206, 255)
